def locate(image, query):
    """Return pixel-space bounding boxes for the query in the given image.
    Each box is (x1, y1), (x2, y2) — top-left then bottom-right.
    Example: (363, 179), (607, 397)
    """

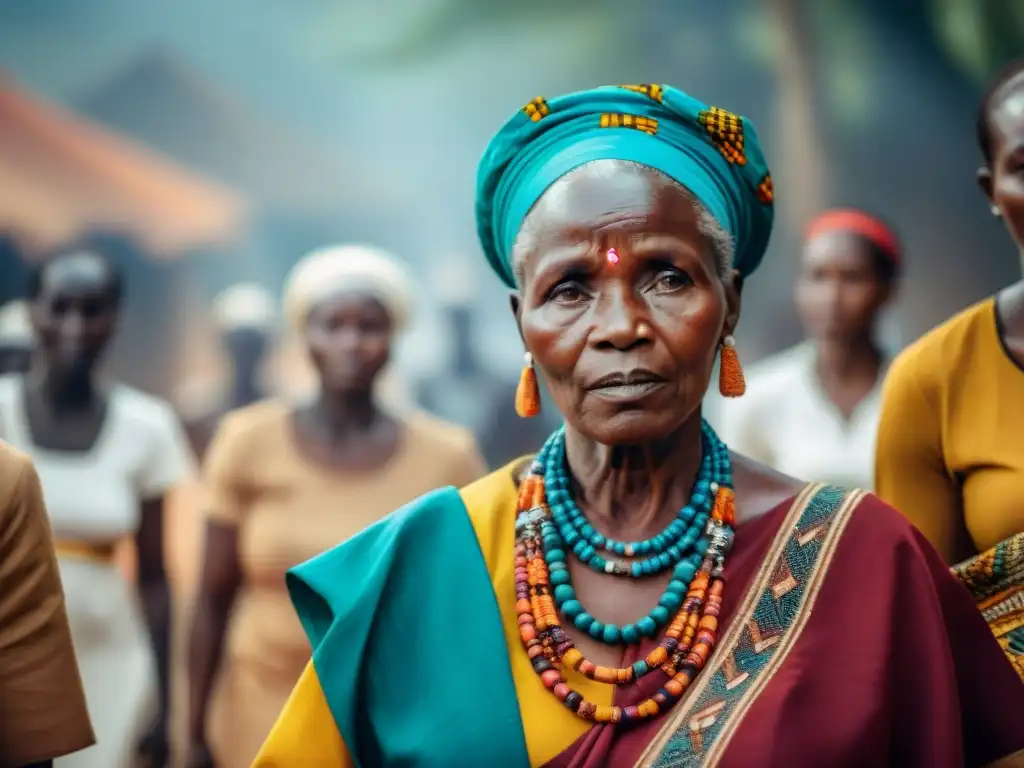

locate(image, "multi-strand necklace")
(513, 421), (736, 724)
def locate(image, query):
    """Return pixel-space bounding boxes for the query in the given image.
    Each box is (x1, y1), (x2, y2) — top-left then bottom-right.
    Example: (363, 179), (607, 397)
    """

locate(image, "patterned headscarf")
(475, 84), (775, 288)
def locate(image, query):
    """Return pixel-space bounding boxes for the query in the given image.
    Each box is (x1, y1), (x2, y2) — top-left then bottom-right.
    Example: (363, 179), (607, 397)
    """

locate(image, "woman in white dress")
(0, 246), (195, 768)
(714, 209), (900, 490)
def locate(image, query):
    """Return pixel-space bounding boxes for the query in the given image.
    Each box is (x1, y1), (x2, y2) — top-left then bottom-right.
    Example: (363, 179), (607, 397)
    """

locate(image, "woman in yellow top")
(875, 57), (1024, 677)
(186, 244), (487, 768)
(253, 85), (1024, 767)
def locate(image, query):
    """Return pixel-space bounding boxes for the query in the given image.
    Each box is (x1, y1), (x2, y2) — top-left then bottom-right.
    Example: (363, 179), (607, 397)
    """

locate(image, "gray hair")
(512, 159), (734, 286)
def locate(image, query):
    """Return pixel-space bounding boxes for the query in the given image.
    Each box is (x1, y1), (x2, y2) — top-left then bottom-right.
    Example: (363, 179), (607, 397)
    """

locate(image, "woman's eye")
(551, 282), (587, 303)
(654, 270), (693, 291)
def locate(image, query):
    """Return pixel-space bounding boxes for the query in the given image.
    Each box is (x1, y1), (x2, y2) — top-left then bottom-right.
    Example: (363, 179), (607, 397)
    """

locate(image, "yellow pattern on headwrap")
(620, 84), (664, 103)
(599, 113), (658, 135)
(698, 106), (747, 166)
(523, 97), (550, 123)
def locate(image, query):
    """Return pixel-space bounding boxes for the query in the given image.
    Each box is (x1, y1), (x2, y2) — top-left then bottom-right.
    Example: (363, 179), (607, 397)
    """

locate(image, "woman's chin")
(574, 407), (689, 447)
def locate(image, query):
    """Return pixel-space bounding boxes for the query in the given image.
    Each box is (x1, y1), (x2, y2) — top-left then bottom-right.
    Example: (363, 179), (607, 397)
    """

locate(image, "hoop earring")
(515, 352), (541, 418)
(718, 335), (746, 398)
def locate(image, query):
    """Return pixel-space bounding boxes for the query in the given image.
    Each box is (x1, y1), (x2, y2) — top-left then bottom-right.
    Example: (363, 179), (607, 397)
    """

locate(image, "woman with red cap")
(716, 208), (900, 491)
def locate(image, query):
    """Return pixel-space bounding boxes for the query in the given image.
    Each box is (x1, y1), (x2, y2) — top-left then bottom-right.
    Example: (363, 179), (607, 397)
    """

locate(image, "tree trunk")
(772, 0), (827, 232)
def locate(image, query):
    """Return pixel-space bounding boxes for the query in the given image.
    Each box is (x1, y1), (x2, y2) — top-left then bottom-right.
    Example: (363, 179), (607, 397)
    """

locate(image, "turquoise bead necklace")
(536, 420), (734, 645)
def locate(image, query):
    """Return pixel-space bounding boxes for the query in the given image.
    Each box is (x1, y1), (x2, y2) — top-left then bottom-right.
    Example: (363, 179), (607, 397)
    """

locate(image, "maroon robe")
(546, 493), (1024, 768)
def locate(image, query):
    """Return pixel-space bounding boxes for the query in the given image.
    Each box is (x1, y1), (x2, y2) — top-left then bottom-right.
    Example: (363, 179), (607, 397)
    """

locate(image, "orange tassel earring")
(718, 335), (746, 397)
(515, 352), (541, 418)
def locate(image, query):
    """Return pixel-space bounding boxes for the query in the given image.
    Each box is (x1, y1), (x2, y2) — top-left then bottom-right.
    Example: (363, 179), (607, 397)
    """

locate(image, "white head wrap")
(283, 244), (413, 333)
(213, 283), (277, 331)
(0, 301), (32, 345)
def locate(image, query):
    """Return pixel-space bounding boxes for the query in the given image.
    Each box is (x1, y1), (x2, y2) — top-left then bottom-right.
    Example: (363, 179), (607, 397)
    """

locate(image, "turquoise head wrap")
(475, 84), (774, 288)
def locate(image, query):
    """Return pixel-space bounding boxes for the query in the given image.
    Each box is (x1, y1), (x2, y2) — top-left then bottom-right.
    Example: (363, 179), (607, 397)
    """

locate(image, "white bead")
(605, 561), (615, 574)
(524, 351), (533, 364)
(709, 482), (719, 493)
(624, 544), (634, 557)
(723, 335), (735, 347)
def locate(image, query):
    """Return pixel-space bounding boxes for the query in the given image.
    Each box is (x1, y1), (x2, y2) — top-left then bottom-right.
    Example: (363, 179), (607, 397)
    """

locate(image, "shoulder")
(745, 344), (813, 386)
(713, 345), (810, 435)
(111, 385), (183, 433)
(403, 410), (480, 456)
(737, 344), (812, 408)
(886, 298), (995, 391)
(213, 398), (289, 446)
(837, 491), (940, 565)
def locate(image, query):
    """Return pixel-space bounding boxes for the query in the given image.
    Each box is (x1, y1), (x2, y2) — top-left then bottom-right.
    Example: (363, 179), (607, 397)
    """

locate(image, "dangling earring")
(992, 205), (1002, 218)
(515, 352), (541, 418)
(718, 335), (746, 398)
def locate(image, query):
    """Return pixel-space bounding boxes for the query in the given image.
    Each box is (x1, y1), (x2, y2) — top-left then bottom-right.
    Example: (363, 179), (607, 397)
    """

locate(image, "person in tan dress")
(186, 244), (487, 768)
(0, 442), (94, 767)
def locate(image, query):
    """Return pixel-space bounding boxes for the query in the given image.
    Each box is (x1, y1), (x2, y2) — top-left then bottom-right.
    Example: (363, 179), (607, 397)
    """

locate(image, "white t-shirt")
(708, 343), (885, 491)
(0, 375), (195, 542)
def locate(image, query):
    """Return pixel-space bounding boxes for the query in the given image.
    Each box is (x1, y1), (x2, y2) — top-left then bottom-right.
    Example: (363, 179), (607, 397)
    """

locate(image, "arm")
(134, 404), (197, 761)
(874, 353), (971, 562)
(187, 521), (241, 755)
(0, 453), (94, 765)
(135, 497), (172, 753)
(252, 661), (352, 767)
(186, 414), (247, 761)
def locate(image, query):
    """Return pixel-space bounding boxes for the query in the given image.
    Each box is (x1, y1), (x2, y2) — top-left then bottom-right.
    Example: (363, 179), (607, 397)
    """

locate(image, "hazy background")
(1, 0), (1023, 403)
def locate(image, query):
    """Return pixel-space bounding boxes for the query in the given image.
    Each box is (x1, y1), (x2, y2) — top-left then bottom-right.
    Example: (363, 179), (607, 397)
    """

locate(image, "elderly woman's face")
(513, 163), (739, 445)
(304, 292), (392, 395)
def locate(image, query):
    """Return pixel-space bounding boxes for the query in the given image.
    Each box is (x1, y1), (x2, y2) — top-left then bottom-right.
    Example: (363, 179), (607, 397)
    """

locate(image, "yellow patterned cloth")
(951, 533), (1024, 680)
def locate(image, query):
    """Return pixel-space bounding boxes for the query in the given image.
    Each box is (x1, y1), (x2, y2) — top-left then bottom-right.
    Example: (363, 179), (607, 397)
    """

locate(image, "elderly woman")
(253, 88), (1024, 767)
(186, 245), (486, 768)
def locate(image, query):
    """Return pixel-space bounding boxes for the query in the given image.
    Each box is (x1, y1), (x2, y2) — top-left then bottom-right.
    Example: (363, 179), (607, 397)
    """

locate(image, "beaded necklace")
(513, 421), (736, 724)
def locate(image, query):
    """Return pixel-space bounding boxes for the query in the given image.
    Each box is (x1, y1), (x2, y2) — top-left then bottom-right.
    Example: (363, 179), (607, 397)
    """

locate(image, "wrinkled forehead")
(516, 161), (702, 253)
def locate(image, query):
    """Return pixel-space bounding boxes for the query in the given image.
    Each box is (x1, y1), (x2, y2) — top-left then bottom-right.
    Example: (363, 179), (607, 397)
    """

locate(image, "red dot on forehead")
(606, 247), (619, 265)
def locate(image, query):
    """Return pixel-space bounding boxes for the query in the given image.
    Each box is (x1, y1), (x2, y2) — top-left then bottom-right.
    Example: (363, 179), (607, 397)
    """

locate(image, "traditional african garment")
(952, 534), (1024, 680)
(253, 466), (1024, 767)
(253, 85), (1024, 768)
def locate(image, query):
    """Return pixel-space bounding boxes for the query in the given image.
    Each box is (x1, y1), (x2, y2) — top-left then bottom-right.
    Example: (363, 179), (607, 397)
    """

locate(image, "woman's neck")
(311, 388), (380, 436)
(562, 414), (704, 541)
(27, 361), (97, 410)
(815, 335), (882, 386)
